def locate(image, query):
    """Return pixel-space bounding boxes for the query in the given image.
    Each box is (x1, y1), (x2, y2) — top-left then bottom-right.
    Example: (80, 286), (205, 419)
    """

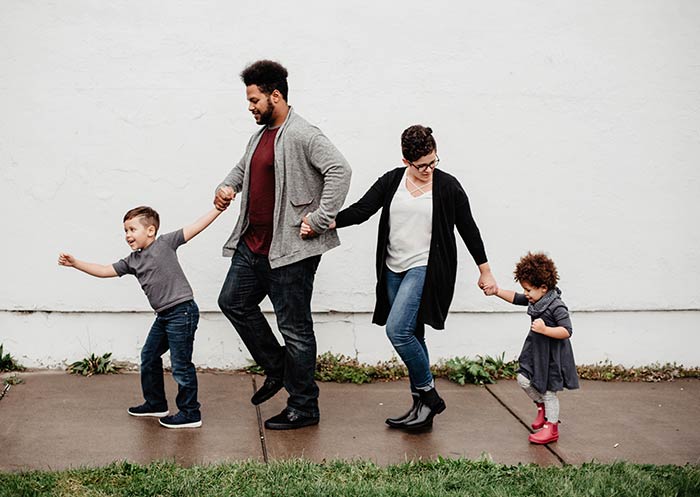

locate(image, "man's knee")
(140, 350), (161, 370)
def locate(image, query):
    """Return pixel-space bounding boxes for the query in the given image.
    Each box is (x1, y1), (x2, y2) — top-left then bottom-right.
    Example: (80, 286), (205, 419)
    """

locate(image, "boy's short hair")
(241, 60), (289, 101)
(401, 125), (437, 162)
(514, 252), (559, 289)
(124, 206), (160, 233)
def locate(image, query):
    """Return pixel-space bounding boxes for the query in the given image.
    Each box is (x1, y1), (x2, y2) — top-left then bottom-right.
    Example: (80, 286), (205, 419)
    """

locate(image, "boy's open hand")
(58, 253), (75, 267)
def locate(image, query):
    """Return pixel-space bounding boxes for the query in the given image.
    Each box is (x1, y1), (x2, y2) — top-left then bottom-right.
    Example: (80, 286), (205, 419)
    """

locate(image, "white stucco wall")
(1, 1), (699, 368)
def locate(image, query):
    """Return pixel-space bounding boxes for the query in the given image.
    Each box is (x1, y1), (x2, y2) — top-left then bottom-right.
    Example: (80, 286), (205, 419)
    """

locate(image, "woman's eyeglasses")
(408, 155), (439, 172)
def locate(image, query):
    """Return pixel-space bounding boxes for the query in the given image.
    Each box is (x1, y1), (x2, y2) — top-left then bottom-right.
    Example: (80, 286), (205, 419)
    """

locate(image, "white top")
(385, 171), (433, 273)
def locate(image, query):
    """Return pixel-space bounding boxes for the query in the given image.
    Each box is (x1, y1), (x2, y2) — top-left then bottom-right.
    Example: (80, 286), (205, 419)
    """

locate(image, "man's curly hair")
(401, 125), (436, 162)
(514, 252), (559, 289)
(240, 60), (289, 101)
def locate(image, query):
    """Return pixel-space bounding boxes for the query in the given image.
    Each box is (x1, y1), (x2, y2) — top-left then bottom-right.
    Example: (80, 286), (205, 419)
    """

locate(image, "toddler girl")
(492, 252), (579, 444)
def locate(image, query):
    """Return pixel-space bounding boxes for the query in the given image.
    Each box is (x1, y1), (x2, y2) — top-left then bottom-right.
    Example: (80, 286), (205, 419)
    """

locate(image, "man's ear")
(147, 225), (157, 237)
(271, 89), (282, 104)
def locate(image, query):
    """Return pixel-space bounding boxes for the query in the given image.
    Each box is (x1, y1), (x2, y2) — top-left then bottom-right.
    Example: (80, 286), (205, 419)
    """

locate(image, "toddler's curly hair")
(514, 252), (559, 289)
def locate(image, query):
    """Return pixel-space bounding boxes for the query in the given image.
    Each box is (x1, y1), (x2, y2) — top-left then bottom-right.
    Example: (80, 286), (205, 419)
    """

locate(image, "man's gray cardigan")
(218, 108), (352, 268)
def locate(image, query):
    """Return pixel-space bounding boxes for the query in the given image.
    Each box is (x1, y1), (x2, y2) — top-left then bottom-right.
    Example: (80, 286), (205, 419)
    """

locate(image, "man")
(215, 60), (351, 429)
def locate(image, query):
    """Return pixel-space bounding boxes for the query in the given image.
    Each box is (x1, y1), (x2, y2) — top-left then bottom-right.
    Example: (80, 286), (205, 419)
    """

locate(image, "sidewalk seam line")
(251, 376), (269, 463)
(484, 384), (567, 466)
(0, 384), (10, 402)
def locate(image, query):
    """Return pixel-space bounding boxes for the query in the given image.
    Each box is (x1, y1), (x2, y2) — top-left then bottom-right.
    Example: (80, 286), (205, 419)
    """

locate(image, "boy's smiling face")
(124, 216), (156, 251)
(520, 281), (548, 304)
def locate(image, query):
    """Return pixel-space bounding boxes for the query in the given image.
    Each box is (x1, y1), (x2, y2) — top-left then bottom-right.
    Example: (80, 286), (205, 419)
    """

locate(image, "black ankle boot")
(385, 394), (420, 428)
(401, 388), (446, 430)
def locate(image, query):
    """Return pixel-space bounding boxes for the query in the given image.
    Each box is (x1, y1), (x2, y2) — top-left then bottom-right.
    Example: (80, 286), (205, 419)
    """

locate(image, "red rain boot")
(531, 402), (546, 430)
(528, 421), (559, 444)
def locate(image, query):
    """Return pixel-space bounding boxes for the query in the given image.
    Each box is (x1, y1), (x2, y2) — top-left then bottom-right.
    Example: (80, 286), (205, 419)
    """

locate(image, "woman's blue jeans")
(140, 300), (200, 419)
(385, 265), (432, 390)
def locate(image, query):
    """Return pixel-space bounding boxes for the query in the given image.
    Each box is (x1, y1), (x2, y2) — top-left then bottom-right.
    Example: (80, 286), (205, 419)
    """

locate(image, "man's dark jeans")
(218, 242), (321, 417)
(141, 299), (201, 419)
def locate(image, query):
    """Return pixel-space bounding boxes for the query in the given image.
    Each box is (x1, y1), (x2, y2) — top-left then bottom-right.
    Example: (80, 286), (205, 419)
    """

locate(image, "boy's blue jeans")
(385, 266), (432, 390)
(140, 299), (200, 419)
(218, 241), (321, 418)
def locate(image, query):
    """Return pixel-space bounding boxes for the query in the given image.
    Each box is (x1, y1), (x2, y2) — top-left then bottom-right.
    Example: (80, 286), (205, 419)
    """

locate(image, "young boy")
(58, 204), (225, 429)
(490, 252), (579, 444)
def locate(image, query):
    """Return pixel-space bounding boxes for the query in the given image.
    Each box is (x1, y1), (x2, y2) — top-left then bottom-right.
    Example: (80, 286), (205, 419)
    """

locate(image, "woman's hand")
(300, 216), (318, 239)
(477, 264), (498, 295)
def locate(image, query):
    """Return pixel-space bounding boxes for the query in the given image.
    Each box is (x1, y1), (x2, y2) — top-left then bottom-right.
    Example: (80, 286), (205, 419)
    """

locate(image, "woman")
(302, 125), (497, 430)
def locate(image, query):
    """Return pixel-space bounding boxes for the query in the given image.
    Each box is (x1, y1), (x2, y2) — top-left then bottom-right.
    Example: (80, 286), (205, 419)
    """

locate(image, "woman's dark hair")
(124, 206), (160, 234)
(240, 60), (289, 101)
(514, 252), (559, 289)
(401, 125), (437, 162)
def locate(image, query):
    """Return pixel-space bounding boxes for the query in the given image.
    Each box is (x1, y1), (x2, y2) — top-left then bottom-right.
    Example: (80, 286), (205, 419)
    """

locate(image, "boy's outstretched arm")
(183, 206), (225, 242)
(58, 253), (118, 278)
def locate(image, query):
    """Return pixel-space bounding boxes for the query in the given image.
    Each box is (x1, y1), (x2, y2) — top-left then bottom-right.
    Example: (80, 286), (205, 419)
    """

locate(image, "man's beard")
(256, 97), (274, 126)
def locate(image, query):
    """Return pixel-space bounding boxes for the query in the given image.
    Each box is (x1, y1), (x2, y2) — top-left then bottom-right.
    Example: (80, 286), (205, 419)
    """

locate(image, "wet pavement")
(0, 371), (698, 471)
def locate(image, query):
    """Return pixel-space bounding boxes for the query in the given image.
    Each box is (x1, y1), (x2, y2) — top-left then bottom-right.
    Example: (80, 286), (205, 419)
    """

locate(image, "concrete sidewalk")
(0, 371), (698, 471)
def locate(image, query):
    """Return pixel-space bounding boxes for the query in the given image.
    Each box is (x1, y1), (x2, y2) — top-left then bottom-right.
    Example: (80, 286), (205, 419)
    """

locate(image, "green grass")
(1, 459), (698, 497)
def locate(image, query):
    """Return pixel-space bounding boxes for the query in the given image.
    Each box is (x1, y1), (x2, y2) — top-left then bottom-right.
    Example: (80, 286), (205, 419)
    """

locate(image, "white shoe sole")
(159, 419), (202, 429)
(128, 409), (169, 418)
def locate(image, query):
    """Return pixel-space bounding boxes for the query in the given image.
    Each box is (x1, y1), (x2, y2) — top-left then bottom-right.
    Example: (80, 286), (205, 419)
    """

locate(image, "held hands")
(214, 186), (236, 211)
(299, 216), (318, 239)
(299, 216), (336, 239)
(477, 272), (498, 296)
(531, 318), (547, 334)
(58, 252), (76, 267)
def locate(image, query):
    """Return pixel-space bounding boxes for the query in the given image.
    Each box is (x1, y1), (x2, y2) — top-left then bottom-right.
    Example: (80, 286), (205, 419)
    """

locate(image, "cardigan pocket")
(289, 196), (315, 226)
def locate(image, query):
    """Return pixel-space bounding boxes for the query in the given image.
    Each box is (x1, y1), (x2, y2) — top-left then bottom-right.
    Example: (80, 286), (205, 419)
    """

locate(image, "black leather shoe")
(401, 388), (446, 431)
(251, 376), (284, 405)
(385, 395), (420, 428)
(264, 409), (319, 430)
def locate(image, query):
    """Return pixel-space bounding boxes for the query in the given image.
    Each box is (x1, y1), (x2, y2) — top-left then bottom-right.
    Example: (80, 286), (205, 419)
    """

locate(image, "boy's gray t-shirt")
(112, 229), (193, 313)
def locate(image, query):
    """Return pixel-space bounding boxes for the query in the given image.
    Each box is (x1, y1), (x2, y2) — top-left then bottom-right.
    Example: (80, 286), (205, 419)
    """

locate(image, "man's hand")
(214, 186), (235, 211)
(58, 253), (76, 267)
(300, 216), (318, 239)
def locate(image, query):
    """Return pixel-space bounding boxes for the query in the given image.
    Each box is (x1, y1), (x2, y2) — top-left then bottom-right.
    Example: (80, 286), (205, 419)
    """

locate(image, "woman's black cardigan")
(335, 167), (488, 330)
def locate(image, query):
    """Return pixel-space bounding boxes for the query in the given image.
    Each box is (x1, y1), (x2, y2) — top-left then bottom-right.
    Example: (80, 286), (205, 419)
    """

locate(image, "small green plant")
(0, 343), (25, 372)
(315, 353), (409, 384)
(67, 352), (120, 377)
(433, 353), (519, 385)
(3, 374), (24, 386)
(243, 361), (265, 375)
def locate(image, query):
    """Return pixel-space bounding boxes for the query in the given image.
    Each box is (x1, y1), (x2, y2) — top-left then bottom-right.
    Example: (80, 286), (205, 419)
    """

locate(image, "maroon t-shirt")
(243, 127), (279, 255)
